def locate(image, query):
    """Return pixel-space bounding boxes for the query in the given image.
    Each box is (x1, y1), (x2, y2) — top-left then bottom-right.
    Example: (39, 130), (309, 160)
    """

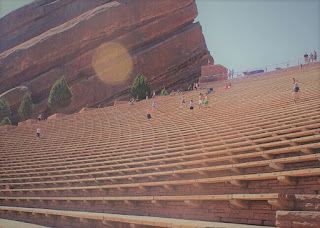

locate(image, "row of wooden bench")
(1, 121), (318, 168)
(0, 91), (318, 158)
(0, 206), (270, 228)
(1, 79), (318, 159)
(1, 142), (319, 188)
(0, 193), (294, 210)
(1, 167), (319, 194)
(1, 100), (317, 158)
(0, 63), (319, 228)
(1, 116), (318, 173)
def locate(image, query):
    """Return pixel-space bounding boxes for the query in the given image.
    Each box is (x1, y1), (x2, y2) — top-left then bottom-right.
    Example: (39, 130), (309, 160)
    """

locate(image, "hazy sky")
(0, 0), (34, 17)
(196, 0), (320, 72)
(1, 0), (319, 72)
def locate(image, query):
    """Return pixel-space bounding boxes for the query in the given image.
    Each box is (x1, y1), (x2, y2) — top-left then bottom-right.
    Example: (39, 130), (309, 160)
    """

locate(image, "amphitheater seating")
(0, 193), (294, 208)
(0, 206), (273, 228)
(0, 62), (319, 227)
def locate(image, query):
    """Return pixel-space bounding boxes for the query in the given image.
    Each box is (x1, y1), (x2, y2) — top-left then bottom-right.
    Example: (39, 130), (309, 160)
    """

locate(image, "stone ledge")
(276, 211), (320, 228)
(47, 113), (66, 120)
(18, 119), (38, 127)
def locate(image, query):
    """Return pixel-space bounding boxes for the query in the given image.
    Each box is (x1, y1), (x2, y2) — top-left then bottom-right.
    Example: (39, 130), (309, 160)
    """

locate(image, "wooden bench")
(0, 193), (294, 210)
(1, 126), (318, 176)
(1, 147), (319, 188)
(1, 98), (318, 162)
(0, 206), (275, 228)
(2, 167), (319, 194)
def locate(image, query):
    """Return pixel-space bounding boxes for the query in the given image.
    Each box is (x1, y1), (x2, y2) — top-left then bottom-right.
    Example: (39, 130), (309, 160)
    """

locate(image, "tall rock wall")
(0, 0), (212, 119)
(0, 0), (112, 53)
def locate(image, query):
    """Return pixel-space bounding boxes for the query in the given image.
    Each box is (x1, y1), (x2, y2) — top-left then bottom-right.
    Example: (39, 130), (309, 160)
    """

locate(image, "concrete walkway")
(0, 219), (49, 228)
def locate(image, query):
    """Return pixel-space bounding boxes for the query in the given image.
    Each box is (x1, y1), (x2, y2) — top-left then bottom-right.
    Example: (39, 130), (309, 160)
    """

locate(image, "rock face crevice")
(0, 0), (212, 120)
(0, 0), (113, 53)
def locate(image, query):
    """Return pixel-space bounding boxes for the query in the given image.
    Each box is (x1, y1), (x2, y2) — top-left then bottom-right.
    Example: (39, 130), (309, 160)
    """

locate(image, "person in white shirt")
(36, 128), (41, 137)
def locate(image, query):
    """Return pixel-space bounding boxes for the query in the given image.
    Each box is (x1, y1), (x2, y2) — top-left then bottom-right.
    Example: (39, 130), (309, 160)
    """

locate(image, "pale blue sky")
(196, 0), (320, 71)
(1, 0), (319, 72)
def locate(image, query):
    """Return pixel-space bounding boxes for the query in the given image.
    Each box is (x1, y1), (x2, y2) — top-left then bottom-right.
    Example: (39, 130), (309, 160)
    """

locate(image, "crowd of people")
(146, 82), (218, 119)
(143, 69), (306, 120)
(129, 90), (157, 105)
(304, 51), (317, 64)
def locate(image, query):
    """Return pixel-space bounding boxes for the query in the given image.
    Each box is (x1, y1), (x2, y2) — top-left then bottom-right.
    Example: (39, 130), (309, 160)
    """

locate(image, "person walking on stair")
(190, 99), (194, 115)
(292, 82), (300, 104)
(152, 101), (156, 113)
(204, 94), (209, 107)
(198, 93), (203, 109)
(36, 128), (41, 138)
(309, 52), (314, 62)
(147, 108), (152, 119)
(304, 52), (308, 64)
(181, 96), (186, 107)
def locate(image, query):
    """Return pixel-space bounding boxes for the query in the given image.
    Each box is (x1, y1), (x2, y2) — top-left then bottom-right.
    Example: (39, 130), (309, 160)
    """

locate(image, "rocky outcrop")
(199, 64), (228, 84)
(0, 0), (112, 52)
(0, 0), (212, 119)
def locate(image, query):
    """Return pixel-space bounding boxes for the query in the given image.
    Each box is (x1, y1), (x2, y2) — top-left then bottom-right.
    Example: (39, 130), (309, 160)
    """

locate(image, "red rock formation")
(0, 0), (212, 119)
(0, 0), (111, 52)
(201, 64), (227, 77)
(199, 64), (228, 86)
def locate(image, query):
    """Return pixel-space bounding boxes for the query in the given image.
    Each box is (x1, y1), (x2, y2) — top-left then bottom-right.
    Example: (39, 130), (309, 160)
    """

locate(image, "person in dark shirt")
(146, 108), (152, 119)
(292, 82), (300, 104)
(189, 100), (194, 115)
(304, 52), (308, 64)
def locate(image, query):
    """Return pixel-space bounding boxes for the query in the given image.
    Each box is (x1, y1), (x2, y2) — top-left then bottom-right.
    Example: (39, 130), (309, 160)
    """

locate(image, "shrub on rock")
(18, 92), (34, 120)
(48, 76), (72, 110)
(160, 88), (169, 96)
(0, 98), (11, 122)
(0, 117), (12, 126)
(131, 74), (151, 100)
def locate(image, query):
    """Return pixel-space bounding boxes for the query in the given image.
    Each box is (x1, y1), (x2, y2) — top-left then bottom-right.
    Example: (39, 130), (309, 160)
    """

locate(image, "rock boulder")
(0, 0), (212, 118)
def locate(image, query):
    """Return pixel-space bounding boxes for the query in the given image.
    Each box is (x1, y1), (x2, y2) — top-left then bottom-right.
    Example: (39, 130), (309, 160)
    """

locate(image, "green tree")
(0, 117), (12, 126)
(131, 74), (151, 100)
(48, 76), (72, 110)
(160, 88), (169, 96)
(0, 98), (11, 122)
(18, 92), (34, 120)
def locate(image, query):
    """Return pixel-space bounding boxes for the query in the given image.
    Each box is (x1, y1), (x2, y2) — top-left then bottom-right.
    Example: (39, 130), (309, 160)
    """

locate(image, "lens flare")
(92, 42), (133, 84)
